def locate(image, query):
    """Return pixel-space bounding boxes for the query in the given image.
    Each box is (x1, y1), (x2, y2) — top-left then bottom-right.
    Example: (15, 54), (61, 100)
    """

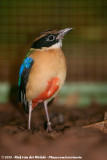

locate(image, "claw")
(47, 122), (52, 132)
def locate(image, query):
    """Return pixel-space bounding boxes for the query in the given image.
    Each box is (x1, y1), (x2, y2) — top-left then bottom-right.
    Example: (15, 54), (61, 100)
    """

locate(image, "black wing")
(18, 57), (34, 113)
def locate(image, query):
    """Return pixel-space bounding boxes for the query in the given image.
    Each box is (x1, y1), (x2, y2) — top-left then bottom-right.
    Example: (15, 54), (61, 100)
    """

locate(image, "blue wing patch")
(18, 56), (34, 113)
(18, 57), (33, 86)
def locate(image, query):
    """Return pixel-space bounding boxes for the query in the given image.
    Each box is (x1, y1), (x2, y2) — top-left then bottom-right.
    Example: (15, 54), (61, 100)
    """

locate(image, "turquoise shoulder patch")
(18, 57), (33, 86)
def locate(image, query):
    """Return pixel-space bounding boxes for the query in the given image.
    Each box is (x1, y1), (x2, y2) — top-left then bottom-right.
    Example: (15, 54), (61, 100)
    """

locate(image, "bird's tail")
(18, 87), (29, 114)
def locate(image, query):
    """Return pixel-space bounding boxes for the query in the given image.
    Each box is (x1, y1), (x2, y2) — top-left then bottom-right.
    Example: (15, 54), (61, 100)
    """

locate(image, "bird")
(18, 28), (73, 131)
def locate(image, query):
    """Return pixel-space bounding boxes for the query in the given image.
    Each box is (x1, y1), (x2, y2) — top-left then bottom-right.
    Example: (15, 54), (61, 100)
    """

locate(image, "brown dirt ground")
(0, 102), (107, 160)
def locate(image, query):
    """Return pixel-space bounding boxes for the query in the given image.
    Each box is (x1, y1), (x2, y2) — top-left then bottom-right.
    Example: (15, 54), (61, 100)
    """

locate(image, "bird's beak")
(57, 28), (73, 40)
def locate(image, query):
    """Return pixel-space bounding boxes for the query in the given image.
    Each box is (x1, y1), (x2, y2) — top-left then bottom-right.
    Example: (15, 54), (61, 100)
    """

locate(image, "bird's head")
(31, 28), (73, 50)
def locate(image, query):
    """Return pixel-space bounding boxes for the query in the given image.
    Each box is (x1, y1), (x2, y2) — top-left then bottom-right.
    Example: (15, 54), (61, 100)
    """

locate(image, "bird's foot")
(47, 122), (52, 132)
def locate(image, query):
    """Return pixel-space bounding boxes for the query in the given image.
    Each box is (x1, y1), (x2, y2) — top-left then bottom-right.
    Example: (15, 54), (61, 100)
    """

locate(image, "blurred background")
(0, 0), (107, 107)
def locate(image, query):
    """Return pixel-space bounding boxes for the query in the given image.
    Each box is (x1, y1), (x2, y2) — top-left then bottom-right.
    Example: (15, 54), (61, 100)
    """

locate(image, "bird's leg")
(28, 101), (32, 130)
(44, 101), (52, 132)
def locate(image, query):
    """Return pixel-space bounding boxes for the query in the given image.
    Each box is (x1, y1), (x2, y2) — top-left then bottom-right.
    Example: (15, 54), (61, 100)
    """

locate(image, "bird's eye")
(47, 35), (55, 41)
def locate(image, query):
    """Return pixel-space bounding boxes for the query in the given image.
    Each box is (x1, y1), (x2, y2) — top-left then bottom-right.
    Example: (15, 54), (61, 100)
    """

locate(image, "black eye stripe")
(31, 33), (59, 49)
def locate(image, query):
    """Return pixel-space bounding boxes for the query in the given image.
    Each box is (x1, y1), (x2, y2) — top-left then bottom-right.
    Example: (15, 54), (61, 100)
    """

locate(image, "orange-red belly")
(32, 77), (60, 109)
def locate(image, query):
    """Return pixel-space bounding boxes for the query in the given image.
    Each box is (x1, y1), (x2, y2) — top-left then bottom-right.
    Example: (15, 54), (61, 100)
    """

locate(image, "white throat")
(48, 40), (62, 49)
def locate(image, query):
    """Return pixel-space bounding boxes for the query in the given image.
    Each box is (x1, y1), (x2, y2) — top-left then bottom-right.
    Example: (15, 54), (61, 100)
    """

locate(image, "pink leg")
(28, 101), (32, 130)
(44, 101), (52, 132)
